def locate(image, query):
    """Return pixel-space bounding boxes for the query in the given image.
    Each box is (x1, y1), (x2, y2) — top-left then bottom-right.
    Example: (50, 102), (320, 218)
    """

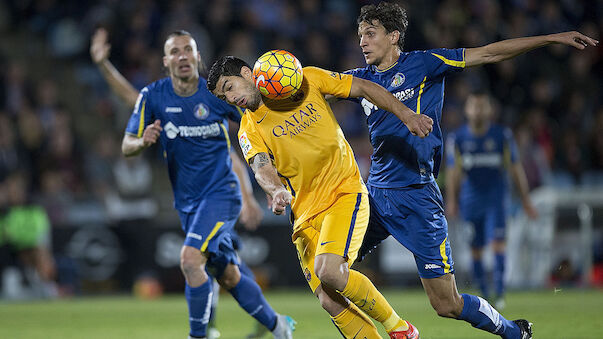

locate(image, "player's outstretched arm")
(249, 153), (291, 215)
(91, 28), (140, 107)
(121, 120), (162, 157)
(349, 77), (433, 138)
(231, 151), (263, 230)
(465, 31), (599, 67)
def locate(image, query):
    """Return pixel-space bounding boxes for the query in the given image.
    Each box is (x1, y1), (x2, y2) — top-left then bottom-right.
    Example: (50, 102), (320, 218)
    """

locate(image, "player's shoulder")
(344, 65), (372, 77)
(143, 77), (171, 94)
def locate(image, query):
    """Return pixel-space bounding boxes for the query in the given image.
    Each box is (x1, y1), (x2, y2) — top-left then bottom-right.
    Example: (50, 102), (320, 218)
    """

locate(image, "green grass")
(1, 288), (602, 338)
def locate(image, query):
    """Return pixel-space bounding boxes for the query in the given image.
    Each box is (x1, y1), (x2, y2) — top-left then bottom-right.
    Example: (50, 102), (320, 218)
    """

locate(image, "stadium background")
(0, 0), (602, 336)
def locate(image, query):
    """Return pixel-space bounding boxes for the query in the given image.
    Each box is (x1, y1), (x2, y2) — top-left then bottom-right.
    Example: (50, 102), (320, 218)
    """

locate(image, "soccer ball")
(252, 50), (303, 99)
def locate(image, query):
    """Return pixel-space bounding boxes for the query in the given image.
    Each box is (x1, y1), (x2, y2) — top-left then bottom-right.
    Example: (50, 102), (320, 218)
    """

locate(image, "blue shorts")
(178, 197), (242, 279)
(359, 182), (454, 279)
(462, 204), (506, 248)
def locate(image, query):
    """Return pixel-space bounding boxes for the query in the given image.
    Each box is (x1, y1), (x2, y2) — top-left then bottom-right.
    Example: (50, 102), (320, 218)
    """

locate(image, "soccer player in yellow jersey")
(207, 56), (432, 339)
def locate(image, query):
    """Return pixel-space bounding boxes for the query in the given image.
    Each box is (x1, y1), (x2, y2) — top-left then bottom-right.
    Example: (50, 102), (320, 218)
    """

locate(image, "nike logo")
(256, 111), (268, 124)
(255, 74), (265, 88)
(320, 241), (335, 246)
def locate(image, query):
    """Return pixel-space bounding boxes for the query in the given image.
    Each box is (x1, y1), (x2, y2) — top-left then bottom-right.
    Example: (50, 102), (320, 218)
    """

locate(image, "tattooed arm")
(250, 152), (292, 215)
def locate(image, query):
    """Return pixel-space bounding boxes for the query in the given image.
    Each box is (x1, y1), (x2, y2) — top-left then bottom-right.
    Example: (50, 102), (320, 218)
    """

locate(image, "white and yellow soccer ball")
(252, 50), (303, 100)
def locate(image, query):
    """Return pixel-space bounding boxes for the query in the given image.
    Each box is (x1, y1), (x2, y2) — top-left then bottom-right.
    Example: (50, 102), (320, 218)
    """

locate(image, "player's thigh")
(178, 198), (242, 279)
(387, 183), (455, 279)
(317, 193), (369, 266)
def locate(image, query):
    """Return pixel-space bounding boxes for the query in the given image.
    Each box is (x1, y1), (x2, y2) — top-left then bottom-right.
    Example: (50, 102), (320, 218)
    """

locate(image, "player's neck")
(171, 75), (199, 97)
(375, 49), (401, 71)
(469, 121), (490, 136)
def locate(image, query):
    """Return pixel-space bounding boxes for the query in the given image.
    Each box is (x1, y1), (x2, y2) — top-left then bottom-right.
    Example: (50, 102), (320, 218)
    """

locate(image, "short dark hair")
(207, 56), (251, 92)
(357, 2), (409, 51)
(166, 30), (192, 41)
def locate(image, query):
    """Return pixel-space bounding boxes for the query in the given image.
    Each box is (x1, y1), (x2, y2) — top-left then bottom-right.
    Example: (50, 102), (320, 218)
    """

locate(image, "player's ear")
(163, 55), (168, 68)
(390, 30), (400, 46)
(240, 66), (252, 79)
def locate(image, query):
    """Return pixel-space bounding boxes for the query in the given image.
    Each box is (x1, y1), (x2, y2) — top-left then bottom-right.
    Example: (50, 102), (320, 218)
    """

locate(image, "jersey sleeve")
(125, 87), (153, 137)
(305, 67), (353, 98)
(503, 127), (519, 164)
(421, 48), (466, 80)
(238, 116), (269, 164)
(342, 68), (363, 103)
(445, 132), (460, 168)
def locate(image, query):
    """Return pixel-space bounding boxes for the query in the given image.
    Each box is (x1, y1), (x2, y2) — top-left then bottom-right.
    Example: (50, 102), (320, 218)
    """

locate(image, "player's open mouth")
(237, 98), (246, 107)
(179, 65), (191, 71)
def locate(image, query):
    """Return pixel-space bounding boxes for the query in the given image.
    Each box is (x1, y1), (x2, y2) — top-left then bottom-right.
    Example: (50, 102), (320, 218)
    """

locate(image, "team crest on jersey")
(304, 268), (311, 282)
(193, 103), (210, 120)
(391, 72), (405, 88)
(330, 71), (341, 79)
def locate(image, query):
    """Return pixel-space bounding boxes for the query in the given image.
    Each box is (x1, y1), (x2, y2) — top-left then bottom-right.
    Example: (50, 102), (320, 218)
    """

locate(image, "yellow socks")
(340, 270), (408, 332)
(331, 302), (381, 339)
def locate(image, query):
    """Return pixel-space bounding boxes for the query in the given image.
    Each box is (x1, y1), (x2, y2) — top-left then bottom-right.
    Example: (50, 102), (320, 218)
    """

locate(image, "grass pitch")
(1, 288), (602, 338)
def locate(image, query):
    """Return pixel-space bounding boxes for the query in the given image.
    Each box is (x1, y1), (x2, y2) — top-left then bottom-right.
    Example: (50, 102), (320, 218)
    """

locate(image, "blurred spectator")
(0, 171), (57, 299)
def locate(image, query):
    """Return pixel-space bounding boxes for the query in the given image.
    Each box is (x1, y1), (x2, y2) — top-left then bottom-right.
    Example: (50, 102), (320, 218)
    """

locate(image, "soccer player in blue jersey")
(346, 2), (598, 339)
(445, 93), (538, 309)
(92, 29), (294, 339)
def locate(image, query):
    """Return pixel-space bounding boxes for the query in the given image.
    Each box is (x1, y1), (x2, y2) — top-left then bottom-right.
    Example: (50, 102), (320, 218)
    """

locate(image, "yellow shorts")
(292, 193), (369, 293)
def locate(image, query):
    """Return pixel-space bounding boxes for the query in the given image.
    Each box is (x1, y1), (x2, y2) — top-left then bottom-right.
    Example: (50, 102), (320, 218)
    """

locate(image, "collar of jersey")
(371, 53), (407, 73)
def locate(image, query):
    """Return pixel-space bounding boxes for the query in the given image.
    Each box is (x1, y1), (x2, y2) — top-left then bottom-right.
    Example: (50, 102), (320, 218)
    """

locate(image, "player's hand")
(524, 202), (538, 220)
(271, 189), (292, 215)
(142, 120), (162, 147)
(91, 28), (111, 64)
(549, 31), (599, 50)
(405, 114), (433, 138)
(240, 198), (264, 231)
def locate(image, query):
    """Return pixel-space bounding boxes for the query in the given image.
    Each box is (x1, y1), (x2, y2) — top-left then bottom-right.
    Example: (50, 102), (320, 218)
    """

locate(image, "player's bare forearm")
(465, 31), (598, 67)
(250, 153), (285, 197)
(91, 28), (140, 106)
(445, 166), (462, 216)
(510, 162), (532, 205)
(97, 60), (140, 107)
(349, 77), (433, 137)
(121, 134), (146, 157)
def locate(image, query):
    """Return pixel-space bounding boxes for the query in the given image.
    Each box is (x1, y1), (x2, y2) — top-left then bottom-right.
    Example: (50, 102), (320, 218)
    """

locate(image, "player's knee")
(314, 255), (346, 289)
(180, 248), (205, 277)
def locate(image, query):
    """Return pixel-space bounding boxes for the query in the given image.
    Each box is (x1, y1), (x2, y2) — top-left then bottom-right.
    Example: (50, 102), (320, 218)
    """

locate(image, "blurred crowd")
(0, 0), (601, 294)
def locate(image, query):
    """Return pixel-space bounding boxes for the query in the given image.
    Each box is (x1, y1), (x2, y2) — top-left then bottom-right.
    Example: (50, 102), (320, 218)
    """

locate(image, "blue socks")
(458, 294), (519, 339)
(494, 253), (505, 298)
(472, 258), (489, 299)
(229, 274), (278, 330)
(185, 280), (213, 338)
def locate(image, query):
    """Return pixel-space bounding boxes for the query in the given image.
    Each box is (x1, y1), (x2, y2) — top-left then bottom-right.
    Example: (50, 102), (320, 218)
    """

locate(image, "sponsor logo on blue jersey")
(164, 121), (221, 140)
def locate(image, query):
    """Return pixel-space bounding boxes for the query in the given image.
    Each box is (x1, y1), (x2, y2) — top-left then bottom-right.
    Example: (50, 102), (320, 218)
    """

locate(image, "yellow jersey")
(238, 67), (367, 232)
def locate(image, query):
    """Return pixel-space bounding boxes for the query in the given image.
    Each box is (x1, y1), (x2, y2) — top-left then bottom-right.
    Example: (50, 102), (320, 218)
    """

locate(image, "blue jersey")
(125, 77), (243, 212)
(446, 124), (519, 212)
(346, 48), (465, 188)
